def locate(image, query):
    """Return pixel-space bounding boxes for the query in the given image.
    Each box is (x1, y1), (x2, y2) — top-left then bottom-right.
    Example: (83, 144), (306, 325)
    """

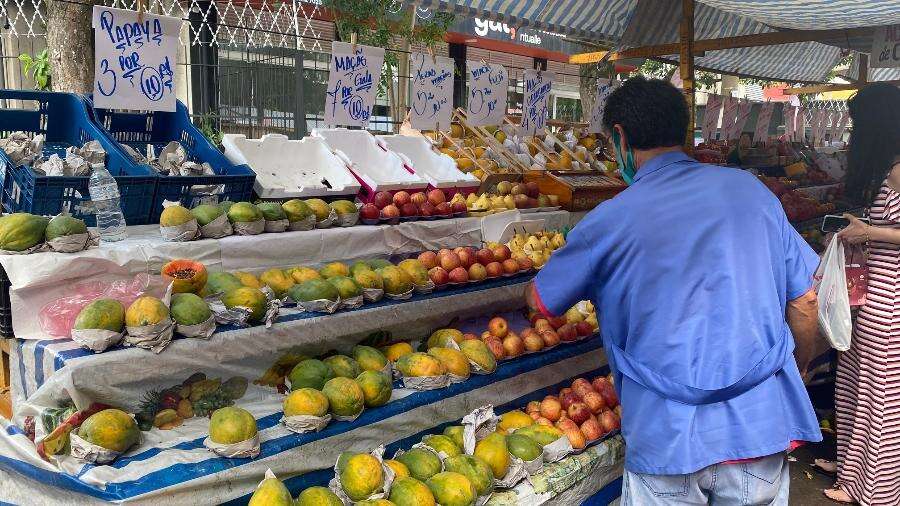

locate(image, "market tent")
(696, 0), (900, 30)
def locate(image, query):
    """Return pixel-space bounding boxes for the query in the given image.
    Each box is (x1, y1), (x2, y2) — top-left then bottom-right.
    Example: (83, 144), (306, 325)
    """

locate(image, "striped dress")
(835, 180), (900, 505)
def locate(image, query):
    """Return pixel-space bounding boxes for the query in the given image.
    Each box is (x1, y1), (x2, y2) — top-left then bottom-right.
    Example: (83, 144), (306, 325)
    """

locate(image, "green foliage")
(195, 114), (223, 148)
(19, 49), (51, 91)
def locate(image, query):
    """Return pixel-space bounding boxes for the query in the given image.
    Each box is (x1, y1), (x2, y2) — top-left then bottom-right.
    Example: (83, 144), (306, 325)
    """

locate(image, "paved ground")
(789, 432), (840, 506)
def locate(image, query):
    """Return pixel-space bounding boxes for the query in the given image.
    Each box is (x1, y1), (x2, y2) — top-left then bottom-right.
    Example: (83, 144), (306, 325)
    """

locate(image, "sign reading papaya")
(871, 25), (900, 68)
(409, 53), (455, 131)
(520, 69), (555, 136)
(324, 42), (385, 128)
(588, 79), (618, 134)
(466, 61), (508, 127)
(92, 6), (180, 111)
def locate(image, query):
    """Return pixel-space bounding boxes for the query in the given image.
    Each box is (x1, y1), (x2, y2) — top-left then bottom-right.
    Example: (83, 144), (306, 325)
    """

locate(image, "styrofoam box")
(312, 128), (427, 194)
(378, 134), (480, 190)
(221, 133), (361, 199)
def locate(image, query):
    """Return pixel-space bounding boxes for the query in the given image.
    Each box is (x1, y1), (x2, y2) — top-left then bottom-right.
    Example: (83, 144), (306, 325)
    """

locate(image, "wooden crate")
(525, 170), (626, 211)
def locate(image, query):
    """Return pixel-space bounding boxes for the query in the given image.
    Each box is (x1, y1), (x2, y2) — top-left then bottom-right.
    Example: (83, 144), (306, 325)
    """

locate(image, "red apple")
(576, 321), (593, 337)
(526, 401), (541, 414)
(580, 416), (603, 441)
(381, 204), (400, 218)
(401, 203), (419, 217)
(475, 248), (495, 265)
(418, 251), (439, 269)
(502, 333), (524, 357)
(484, 337), (506, 360)
(360, 203), (380, 220)
(410, 192), (427, 206)
(437, 248), (453, 258)
(598, 382), (619, 408)
(529, 411), (541, 421)
(517, 257), (534, 271)
(435, 202), (452, 215)
(568, 402), (591, 425)
(448, 266), (469, 283)
(451, 202), (467, 214)
(481, 331), (493, 341)
(558, 324), (578, 342)
(539, 397), (563, 422)
(523, 333), (544, 352)
(591, 377), (610, 394)
(520, 328), (539, 340)
(462, 333), (479, 341)
(582, 391), (607, 414)
(559, 391), (582, 410)
(458, 248), (475, 269)
(419, 202), (436, 216)
(485, 262), (503, 278)
(535, 417), (554, 427)
(492, 245), (511, 262)
(440, 252), (462, 271)
(525, 181), (540, 198)
(468, 263), (487, 281)
(599, 410), (620, 433)
(427, 189), (446, 206)
(571, 378), (595, 397)
(501, 258), (519, 274)
(548, 316), (567, 330)
(428, 266), (449, 286)
(534, 319), (552, 332)
(539, 329), (560, 347)
(393, 191), (411, 207)
(488, 317), (509, 338)
(373, 191), (393, 209)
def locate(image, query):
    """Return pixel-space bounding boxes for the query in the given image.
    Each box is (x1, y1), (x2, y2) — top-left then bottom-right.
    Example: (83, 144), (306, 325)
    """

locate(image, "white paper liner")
(331, 410), (363, 422)
(541, 435), (574, 463)
(69, 432), (131, 465)
(294, 297), (341, 314)
(522, 452), (544, 475)
(413, 281), (436, 294)
(494, 455), (527, 489)
(447, 373), (469, 384)
(124, 318), (175, 353)
(288, 214), (316, 231)
(329, 445), (394, 504)
(339, 294), (364, 310)
(70, 328), (124, 353)
(401, 373), (451, 390)
(160, 219), (200, 242)
(336, 212), (359, 227)
(263, 295), (281, 328)
(379, 361), (393, 379)
(203, 433), (261, 458)
(316, 209), (338, 229)
(47, 232), (97, 253)
(475, 492), (492, 506)
(362, 287), (384, 303)
(281, 413), (332, 433)
(175, 314), (217, 339)
(256, 469), (279, 488)
(264, 218), (289, 233)
(199, 213), (233, 239)
(207, 295), (252, 327)
(232, 218), (265, 235)
(384, 287), (414, 301)
(462, 406), (499, 454)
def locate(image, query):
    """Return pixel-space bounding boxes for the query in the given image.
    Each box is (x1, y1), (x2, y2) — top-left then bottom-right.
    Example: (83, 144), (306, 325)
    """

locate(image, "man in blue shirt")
(527, 77), (822, 504)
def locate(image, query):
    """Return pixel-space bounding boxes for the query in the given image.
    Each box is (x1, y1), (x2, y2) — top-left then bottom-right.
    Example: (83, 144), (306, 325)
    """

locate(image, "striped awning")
(415, 0), (896, 83)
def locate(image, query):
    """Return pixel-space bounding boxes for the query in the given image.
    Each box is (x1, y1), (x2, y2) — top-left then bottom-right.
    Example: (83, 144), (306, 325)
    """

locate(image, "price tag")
(466, 61), (508, 127)
(520, 69), (555, 136)
(324, 41), (385, 128)
(409, 53), (454, 131)
(701, 95), (723, 142)
(871, 25), (900, 68)
(92, 6), (180, 111)
(588, 79), (618, 134)
(753, 102), (774, 143)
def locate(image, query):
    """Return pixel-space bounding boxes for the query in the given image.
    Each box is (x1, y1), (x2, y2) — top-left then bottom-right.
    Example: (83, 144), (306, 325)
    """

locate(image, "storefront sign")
(466, 61), (508, 127)
(588, 79), (617, 134)
(520, 70), (555, 136)
(753, 102), (774, 143)
(454, 17), (584, 55)
(871, 24), (900, 68)
(91, 6), (180, 111)
(324, 42), (385, 128)
(701, 94), (722, 142)
(409, 53), (455, 131)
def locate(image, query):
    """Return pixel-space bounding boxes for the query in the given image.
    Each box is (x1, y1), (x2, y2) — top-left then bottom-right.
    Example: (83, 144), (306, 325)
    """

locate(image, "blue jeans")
(621, 452), (789, 505)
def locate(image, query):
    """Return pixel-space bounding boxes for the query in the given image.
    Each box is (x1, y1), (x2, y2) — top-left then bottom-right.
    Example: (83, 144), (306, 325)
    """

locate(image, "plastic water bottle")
(88, 164), (127, 242)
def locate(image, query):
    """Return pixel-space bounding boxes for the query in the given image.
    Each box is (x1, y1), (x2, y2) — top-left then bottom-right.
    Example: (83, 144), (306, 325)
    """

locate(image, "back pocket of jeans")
(742, 455), (784, 485)
(637, 474), (690, 497)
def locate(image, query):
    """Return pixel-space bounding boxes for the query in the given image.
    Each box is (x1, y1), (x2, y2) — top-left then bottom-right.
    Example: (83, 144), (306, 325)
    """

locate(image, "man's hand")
(787, 289), (819, 378)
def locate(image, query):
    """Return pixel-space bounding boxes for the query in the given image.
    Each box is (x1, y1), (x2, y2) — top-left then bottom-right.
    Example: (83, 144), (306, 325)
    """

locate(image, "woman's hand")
(837, 214), (870, 244)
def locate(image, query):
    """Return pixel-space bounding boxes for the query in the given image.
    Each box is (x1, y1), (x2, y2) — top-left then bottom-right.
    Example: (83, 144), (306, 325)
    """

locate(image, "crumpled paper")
(264, 219), (289, 233)
(316, 209), (337, 229)
(384, 287), (414, 301)
(199, 213), (233, 239)
(362, 288), (384, 303)
(232, 219), (265, 236)
(339, 294), (364, 310)
(0, 131), (44, 166)
(203, 433), (260, 459)
(70, 328), (124, 353)
(281, 413), (331, 434)
(401, 373), (450, 391)
(47, 231), (99, 253)
(541, 435), (575, 463)
(175, 314), (217, 339)
(288, 215), (316, 232)
(69, 430), (136, 465)
(462, 405), (499, 454)
(27, 139), (105, 176)
(124, 318), (175, 353)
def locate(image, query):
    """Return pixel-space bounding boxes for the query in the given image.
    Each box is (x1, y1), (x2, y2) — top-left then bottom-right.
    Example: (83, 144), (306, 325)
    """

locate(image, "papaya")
(396, 448), (442, 481)
(170, 293), (212, 326)
(233, 271), (261, 288)
(323, 355), (361, 378)
(44, 215), (86, 241)
(159, 205), (194, 227)
(77, 408), (139, 453)
(365, 259), (393, 270)
(340, 453), (384, 501)
(0, 213), (46, 251)
(256, 201), (287, 221)
(295, 487), (342, 506)
(497, 410), (533, 434)
(506, 433), (543, 462)
(443, 455), (494, 497)
(443, 426), (464, 451)
(474, 432), (510, 478)
(352, 345), (388, 373)
(319, 262), (350, 279)
(73, 298), (125, 333)
(204, 271), (243, 296)
(305, 198), (331, 221)
(384, 459), (410, 479)
(287, 266), (321, 284)
(282, 199), (313, 222)
(161, 259), (208, 294)
(356, 370), (392, 407)
(426, 472), (476, 506)
(397, 259), (429, 286)
(125, 296), (169, 327)
(221, 287), (267, 322)
(190, 204), (224, 226)
(218, 201), (235, 214)
(289, 279), (340, 302)
(422, 434), (461, 458)
(283, 387), (329, 417)
(396, 353), (445, 377)
(458, 340), (497, 373)
(259, 268), (294, 297)
(353, 269), (384, 291)
(383, 342), (414, 362)
(513, 424), (564, 446)
(427, 347), (470, 379)
(226, 202), (263, 223)
(330, 200), (357, 215)
(248, 475), (292, 506)
(427, 329), (464, 349)
(288, 359), (335, 391)
(389, 477), (436, 506)
(377, 266), (412, 295)
(321, 377), (364, 418)
(357, 500), (396, 506)
(350, 261), (373, 275)
(337, 451), (357, 474)
(327, 276), (361, 299)
(208, 406), (257, 444)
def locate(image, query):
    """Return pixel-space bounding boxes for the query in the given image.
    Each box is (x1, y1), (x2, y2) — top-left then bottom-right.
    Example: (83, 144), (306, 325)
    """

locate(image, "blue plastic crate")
(0, 90), (156, 226)
(86, 96), (255, 222)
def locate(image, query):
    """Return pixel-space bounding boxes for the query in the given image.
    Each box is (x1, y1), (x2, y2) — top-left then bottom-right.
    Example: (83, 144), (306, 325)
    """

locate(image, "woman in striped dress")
(824, 83), (900, 504)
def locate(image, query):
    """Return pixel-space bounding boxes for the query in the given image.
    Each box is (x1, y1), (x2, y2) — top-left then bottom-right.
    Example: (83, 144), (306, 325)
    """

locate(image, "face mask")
(611, 130), (636, 185)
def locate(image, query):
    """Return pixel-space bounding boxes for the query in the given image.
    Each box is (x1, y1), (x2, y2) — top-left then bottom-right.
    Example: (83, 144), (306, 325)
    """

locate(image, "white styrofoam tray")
(378, 134), (480, 189)
(221, 133), (362, 199)
(312, 128), (427, 193)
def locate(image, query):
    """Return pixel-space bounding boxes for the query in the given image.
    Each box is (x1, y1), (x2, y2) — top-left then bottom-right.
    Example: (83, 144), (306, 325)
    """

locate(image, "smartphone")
(822, 214), (870, 233)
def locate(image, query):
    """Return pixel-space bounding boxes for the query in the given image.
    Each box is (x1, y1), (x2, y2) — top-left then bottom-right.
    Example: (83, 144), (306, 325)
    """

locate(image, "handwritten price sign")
(753, 102), (774, 143)
(701, 95), (723, 142)
(325, 42), (385, 128)
(92, 6), (180, 111)
(871, 25), (900, 69)
(588, 79), (617, 134)
(520, 69), (555, 136)
(409, 53), (454, 131)
(466, 61), (508, 127)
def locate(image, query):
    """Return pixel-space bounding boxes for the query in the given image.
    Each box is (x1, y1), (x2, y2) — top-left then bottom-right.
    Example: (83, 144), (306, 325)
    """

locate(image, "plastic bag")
(845, 245), (868, 307)
(814, 239), (852, 351)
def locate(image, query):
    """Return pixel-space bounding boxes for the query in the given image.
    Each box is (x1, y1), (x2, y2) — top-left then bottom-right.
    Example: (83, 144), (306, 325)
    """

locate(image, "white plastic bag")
(815, 238), (852, 351)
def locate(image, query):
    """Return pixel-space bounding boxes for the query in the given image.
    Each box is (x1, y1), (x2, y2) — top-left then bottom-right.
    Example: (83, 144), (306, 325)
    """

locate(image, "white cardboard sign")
(753, 102), (774, 143)
(324, 42), (385, 128)
(795, 107), (807, 142)
(92, 6), (180, 111)
(588, 78), (618, 134)
(409, 53), (455, 131)
(783, 105), (796, 140)
(701, 94), (722, 142)
(466, 61), (508, 127)
(520, 69), (555, 136)
(871, 25), (900, 69)
(719, 96), (738, 139)
(830, 111), (849, 143)
(728, 99), (753, 140)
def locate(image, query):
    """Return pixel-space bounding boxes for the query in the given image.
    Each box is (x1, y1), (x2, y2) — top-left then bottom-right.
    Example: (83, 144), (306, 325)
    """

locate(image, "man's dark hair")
(602, 76), (689, 150)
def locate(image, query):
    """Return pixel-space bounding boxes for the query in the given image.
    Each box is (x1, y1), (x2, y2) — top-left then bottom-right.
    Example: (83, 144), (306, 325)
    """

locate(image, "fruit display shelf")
(0, 338), (607, 505)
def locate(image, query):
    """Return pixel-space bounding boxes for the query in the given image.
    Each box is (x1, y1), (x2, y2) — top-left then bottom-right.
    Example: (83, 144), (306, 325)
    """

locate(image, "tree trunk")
(46, 0), (98, 93)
